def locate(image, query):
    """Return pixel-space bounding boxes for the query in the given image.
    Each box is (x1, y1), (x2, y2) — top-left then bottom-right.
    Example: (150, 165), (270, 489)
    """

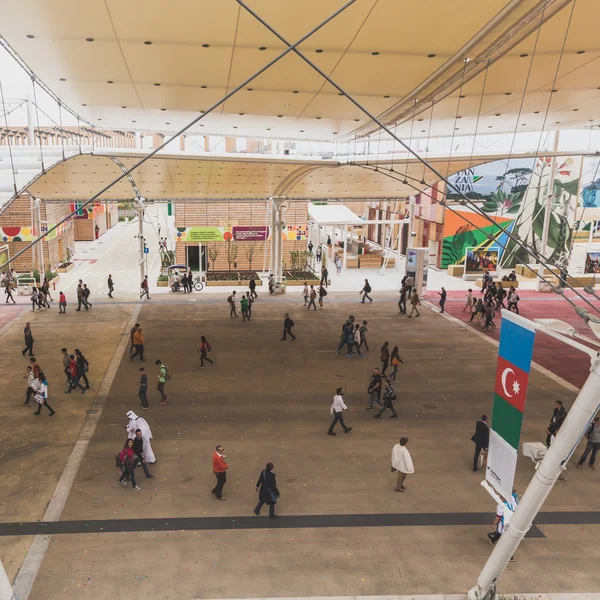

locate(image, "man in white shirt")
(391, 437), (414, 492)
(328, 387), (352, 435)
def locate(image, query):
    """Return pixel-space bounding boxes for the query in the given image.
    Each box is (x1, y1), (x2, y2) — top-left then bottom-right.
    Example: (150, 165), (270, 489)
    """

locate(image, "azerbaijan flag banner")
(486, 310), (536, 499)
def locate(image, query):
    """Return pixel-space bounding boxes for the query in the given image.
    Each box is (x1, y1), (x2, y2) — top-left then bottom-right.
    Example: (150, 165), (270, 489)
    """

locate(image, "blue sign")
(144, 247), (149, 254)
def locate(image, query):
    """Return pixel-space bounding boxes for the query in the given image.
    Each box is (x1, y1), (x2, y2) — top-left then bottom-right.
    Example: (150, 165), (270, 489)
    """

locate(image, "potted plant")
(57, 247), (75, 273)
(156, 274), (169, 287)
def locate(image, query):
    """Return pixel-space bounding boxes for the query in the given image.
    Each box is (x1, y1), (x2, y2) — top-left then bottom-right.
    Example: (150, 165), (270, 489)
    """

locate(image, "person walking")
(302, 282), (309, 307)
(138, 367), (148, 409)
(351, 323), (364, 357)
(118, 439), (141, 490)
(408, 290), (420, 317)
(471, 298), (484, 323)
(359, 321), (369, 351)
(391, 437), (414, 492)
(366, 367), (383, 410)
(132, 429), (155, 478)
(374, 379), (398, 418)
(404, 275), (414, 298)
(307, 285), (317, 311)
(576, 416), (600, 469)
(76, 280), (84, 311)
(398, 286), (407, 314)
(24, 366), (35, 405)
(464, 289), (473, 313)
(471, 414), (490, 472)
(140, 275), (151, 299)
(58, 290), (67, 313)
(212, 444), (228, 500)
(318, 284), (327, 309)
(131, 327), (145, 362)
(126, 410), (156, 462)
(68, 354), (88, 394)
(328, 387), (352, 435)
(380, 341), (390, 376)
(32, 372), (55, 416)
(108, 274), (115, 298)
(483, 302), (496, 330)
(389, 346), (404, 381)
(545, 400), (567, 447)
(320, 265), (328, 287)
(4, 282), (15, 304)
(335, 319), (352, 356)
(316, 246), (322, 262)
(31, 287), (39, 312)
(360, 279), (373, 303)
(198, 335), (214, 368)
(507, 287), (520, 314)
(228, 291), (238, 318)
(61, 347), (71, 390)
(155, 359), (169, 404)
(240, 294), (250, 321)
(75, 349), (90, 389)
(249, 277), (257, 299)
(22, 322), (34, 357)
(82, 284), (92, 310)
(130, 323), (140, 356)
(281, 313), (296, 341)
(438, 287), (447, 313)
(335, 255), (342, 275)
(29, 357), (41, 380)
(495, 283), (507, 311)
(308, 240), (314, 254)
(254, 462), (280, 518)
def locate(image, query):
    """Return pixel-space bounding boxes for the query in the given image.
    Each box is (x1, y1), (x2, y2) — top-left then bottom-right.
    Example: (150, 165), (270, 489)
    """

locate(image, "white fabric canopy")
(308, 203), (364, 226)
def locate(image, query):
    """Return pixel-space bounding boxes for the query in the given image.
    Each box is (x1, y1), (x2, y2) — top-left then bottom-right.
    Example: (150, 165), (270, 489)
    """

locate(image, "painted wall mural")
(442, 156), (582, 269)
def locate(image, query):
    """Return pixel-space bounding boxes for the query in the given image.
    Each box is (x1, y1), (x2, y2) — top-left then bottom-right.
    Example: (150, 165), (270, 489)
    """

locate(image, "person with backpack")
(32, 371), (55, 416)
(198, 335), (214, 368)
(374, 379), (398, 419)
(117, 438), (141, 490)
(281, 313), (296, 341)
(249, 277), (257, 299)
(254, 462), (280, 518)
(155, 359), (169, 404)
(307, 285), (317, 311)
(68, 353), (88, 394)
(240, 294), (250, 321)
(389, 346), (404, 381)
(82, 284), (92, 310)
(74, 349), (90, 390)
(140, 275), (151, 300)
(507, 287), (520, 314)
(318, 284), (327, 308)
(228, 291), (238, 318)
(360, 279), (373, 303)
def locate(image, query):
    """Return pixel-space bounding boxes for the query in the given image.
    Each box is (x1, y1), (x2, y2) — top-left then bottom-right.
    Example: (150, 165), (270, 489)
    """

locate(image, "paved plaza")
(1, 269), (600, 598)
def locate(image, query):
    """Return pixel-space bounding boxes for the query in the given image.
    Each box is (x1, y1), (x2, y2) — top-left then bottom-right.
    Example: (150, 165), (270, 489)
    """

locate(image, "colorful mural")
(442, 156), (582, 269)
(0, 221), (72, 243)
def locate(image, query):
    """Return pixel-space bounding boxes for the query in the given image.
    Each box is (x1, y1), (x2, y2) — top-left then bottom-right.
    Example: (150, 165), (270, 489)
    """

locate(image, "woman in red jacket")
(118, 439), (141, 490)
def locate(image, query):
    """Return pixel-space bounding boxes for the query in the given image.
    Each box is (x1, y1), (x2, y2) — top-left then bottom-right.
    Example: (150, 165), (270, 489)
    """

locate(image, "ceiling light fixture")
(144, 41), (152, 45)
(266, 128), (271, 131)
(121, 106), (127, 109)
(132, 120), (136, 123)
(154, 83), (161, 87)
(247, 88), (254, 91)
(86, 37), (94, 42)
(239, 112), (244, 115)
(520, 53), (528, 58)
(59, 78), (66, 82)
(202, 44), (210, 48)
(459, 95), (466, 99)
(573, 108), (579, 111)
(300, 130), (304, 133)
(534, 111), (540, 114)
(26, 34), (34, 39)
(333, 132), (338, 135)
(354, 119), (360, 122)
(259, 46), (266, 51)
(384, 95), (390, 98)
(427, 53), (436, 58)
(81, 103), (87, 107)
(456, 116), (463, 119)
(277, 115), (283, 118)
(201, 85), (207, 89)
(316, 49), (323, 53)
(504, 92), (512, 96)
(315, 116), (321, 119)
(292, 90), (299, 94)
(552, 89), (558, 93)
(166, 122), (170, 125)
(494, 113), (501, 116)
(577, 50), (586, 54)
(161, 108), (166, 111)
(107, 80), (113, 84)
(372, 51), (380, 56)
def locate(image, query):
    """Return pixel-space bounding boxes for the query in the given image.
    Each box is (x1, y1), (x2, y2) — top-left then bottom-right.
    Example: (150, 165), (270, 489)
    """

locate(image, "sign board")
(584, 251), (600, 273)
(144, 247), (149, 254)
(465, 246), (499, 274)
(232, 226), (269, 241)
(486, 311), (536, 499)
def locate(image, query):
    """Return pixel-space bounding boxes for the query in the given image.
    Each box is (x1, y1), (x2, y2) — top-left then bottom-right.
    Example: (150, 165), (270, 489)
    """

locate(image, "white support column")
(270, 197), (286, 284)
(26, 96), (35, 146)
(469, 353), (600, 600)
(408, 196), (416, 250)
(0, 559), (13, 600)
(343, 224), (348, 269)
(34, 198), (44, 279)
(135, 196), (146, 284)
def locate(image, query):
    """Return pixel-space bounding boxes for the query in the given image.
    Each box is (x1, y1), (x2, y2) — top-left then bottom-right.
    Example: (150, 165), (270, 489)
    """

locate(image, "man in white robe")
(125, 411), (156, 463)
(391, 437), (414, 492)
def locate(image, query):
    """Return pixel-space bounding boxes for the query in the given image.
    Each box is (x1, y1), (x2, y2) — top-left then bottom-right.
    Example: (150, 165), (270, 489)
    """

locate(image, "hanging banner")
(176, 227), (224, 243)
(0, 226), (35, 242)
(486, 310), (536, 499)
(176, 225), (306, 243)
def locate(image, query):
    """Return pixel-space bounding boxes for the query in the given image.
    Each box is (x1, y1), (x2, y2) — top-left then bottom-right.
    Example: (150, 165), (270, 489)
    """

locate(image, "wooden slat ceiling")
(23, 151), (539, 201)
(2, 0), (598, 141)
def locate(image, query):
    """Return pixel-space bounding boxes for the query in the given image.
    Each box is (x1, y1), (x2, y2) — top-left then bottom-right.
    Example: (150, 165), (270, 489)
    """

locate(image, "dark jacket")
(284, 317), (294, 330)
(256, 469), (280, 505)
(76, 354), (88, 376)
(472, 420), (489, 448)
(133, 436), (145, 460)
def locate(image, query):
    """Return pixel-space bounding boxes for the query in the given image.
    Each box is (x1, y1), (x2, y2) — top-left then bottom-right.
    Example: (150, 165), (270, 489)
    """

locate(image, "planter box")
(206, 279), (259, 287)
(156, 280), (169, 287)
(447, 264), (465, 277)
(57, 262), (75, 273)
(285, 279), (321, 286)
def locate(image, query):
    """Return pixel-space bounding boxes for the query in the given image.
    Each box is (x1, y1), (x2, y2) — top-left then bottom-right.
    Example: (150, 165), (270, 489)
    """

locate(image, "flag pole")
(469, 315), (600, 600)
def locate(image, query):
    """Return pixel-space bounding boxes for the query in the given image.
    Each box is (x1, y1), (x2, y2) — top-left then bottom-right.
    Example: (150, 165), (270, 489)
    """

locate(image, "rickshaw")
(166, 264), (204, 292)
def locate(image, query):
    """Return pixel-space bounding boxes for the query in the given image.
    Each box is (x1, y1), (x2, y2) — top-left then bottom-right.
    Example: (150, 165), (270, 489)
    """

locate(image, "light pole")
(468, 316), (600, 600)
(135, 196), (146, 284)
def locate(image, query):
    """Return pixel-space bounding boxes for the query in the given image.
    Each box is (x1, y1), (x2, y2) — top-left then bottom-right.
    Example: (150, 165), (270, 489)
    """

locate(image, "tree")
(207, 244), (219, 272)
(226, 239), (238, 271)
(244, 241), (259, 271)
